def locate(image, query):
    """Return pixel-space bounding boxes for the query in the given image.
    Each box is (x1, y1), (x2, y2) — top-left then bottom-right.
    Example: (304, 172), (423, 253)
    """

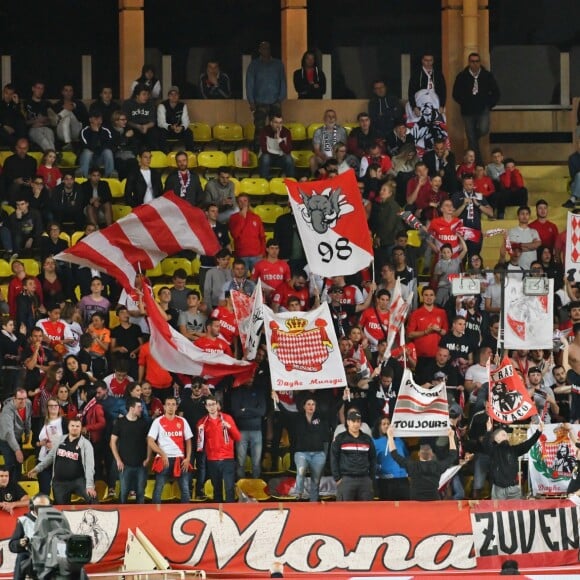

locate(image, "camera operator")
(28, 418), (97, 504)
(9, 493), (51, 580)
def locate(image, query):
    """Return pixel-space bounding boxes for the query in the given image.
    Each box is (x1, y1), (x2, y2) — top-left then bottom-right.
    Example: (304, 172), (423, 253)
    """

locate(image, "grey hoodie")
(0, 397), (31, 452)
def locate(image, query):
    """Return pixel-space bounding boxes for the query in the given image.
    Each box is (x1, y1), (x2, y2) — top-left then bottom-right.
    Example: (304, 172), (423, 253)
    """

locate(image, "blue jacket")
(246, 58), (286, 105)
(373, 436), (408, 479)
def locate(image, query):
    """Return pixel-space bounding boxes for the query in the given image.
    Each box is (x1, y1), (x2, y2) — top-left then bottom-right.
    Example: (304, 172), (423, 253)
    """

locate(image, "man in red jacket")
(497, 157), (528, 219)
(196, 395), (241, 502)
(228, 194), (266, 272)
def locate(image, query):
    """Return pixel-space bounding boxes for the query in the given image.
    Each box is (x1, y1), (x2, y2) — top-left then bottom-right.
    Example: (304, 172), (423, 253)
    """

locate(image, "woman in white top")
(37, 396), (67, 494)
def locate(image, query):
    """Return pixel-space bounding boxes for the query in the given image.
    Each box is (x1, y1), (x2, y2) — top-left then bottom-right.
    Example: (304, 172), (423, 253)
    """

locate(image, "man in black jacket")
(408, 53), (447, 117)
(78, 111), (114, 178)
(452, 53), (500, 164)
(423, 138), (459, 194)
(331, 409), (376, 501)
(484, 417), (543, 499)
(157, 86), (194, 153)
(80, 167), (113, 226)
(124, 149), (163, 207)
(164, 150), (203, 207)
(388, 425), (458, 501)
(0, 83), (26, 146)
(50, 171), (87, 231)
(368, 80), (403, 140)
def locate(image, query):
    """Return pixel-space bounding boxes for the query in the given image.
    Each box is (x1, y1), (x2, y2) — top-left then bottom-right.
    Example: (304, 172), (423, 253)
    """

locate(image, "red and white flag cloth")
(263, 303), (346, 391)
(384, 279), (410, 361)
(142, 282), (255, 385)
(503, 277), (553, 349)
(566, 211), (580, 282)
(55, 192), (220, 291)
(231, 279), (264, 361)
(487, 356), (537, 424)
(286, 170), (373, 277)
(391, 368), (449, 437)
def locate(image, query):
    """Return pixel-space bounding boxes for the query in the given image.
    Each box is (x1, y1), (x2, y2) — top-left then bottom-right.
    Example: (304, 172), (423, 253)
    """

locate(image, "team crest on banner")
(528, 423), (578, 496)
(566, 211), (580, 283)
(391, 369), (450, 437)
(263, 303), (346, 391)
(488, 357), (536, 424)
(285, 170), (373, 277)
(503, 277), (553, 349)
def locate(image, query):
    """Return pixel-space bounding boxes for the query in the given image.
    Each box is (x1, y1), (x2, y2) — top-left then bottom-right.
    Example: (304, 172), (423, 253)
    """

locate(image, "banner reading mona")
(263, 303), (346, 391)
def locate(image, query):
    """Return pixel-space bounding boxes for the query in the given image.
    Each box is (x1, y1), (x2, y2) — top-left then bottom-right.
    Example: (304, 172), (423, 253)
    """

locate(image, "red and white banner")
(566, 211), (580, 282)
(231, 280), (264, 361)
(286, 170), (373, 277)
(503, 277), (553, 349)
(487, 356), (536, 424)
(527, 423), (580, 496)
(263, 303), (346, 391)
(143, 283), (255, 384)
(384, 279), (410, 360)
(2, 500), (577, 577)
(55, 192), (220, 290)
(391, 368), (449, 437)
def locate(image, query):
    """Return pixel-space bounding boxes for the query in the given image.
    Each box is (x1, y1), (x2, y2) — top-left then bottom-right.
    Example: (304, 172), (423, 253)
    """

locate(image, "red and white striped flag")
(55, 192), (220, 290)
(143, 283), (256, 384)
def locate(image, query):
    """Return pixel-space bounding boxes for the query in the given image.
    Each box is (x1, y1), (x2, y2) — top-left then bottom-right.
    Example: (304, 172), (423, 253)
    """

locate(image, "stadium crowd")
(0, 47), (578, 506)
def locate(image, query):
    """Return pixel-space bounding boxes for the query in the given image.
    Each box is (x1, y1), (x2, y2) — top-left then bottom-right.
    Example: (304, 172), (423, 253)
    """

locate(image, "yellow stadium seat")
(406, 229), (421, 248)
(18, 480), (39, 497)
(22, 455), (36, 475)
(41, 231), (70, 245)
(285, 122), (307, 142)
(189, 122), (212, 143)
(343, 122), (358, 135)
(167, 151), (197, 168)
(16, 259), (40, 277)
(74, 177), (87, 185)
(109, 310), (120, 329)
(239, 177), (269, 196)
(229, 176), (240, 195)
(161, 257), (192, 277)
(28, 151), (43, 163)
(291, 150), (313, 169)
(149, 150), (168, 169)
(0, 284), (8, 301)
(213, 123), (244, 143)
(59, 151), (77, 167)
(197, 150), (228, 170)
(152, 283), (168, 299)
(236, 478), (271, 501)
(269, 177), (295, 196)
(307, 123), (323, 139)
(227, 150), (258, 172)
(0, 259), (12, 278)
(102, 178), (124, 197)
(1, 202), (14, 215)
(70, 231), (85, 246)
(253, 203), (285, 224)
(145, 263), (164, 278)
(265, 231), (275, 244)
(243, 123), (255, 141)
(191, 257), (201, 275)
(112, 204), (132, 221)
(95, 480), (115, 502)
(0, 151), (12, 165)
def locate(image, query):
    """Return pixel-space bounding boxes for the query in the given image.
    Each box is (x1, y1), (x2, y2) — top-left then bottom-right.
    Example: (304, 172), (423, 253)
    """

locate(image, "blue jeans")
(462, 110), (490, 163)
(240, 256), (261, 272)
(259, 153), (295, 179)
(0, 225), (12, 252)
(473, 453), (490, 496)
(207, 458), (236, 502)
(572, 173), (580, 200)
(294, 451), (326, 501)
(152, 457), (191, 503)
(119, 465), (147, 504)
(0, 440), (19, 482)
(79, 148), (115, 177)
(235, 430), (262, 479)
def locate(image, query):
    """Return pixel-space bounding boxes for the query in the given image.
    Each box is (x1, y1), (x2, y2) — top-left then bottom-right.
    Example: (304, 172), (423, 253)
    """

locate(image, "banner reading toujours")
(263, 303), (346, 391)
(285, 170), (373, 277)
(391, 368), (450, 437)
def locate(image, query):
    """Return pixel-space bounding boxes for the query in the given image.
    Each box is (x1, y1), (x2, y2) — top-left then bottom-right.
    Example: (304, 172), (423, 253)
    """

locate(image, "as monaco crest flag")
(487, 356), (536, 424)
(286, 170), (373, 277)
(55, 192), (220, 291)
(263, 303), (346, 391)
(391, 369), (450, 437)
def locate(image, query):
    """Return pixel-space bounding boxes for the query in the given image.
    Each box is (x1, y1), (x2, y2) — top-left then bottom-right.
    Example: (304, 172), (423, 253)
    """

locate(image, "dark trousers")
(252, 103), (281, 151)
(376, 477), (410, 500)
(159, 127), (195, 153)
(52, 476), (94, 505)
(336, 475), (374, 501)
(495, 187), (528, 218)
(192, 449), (207, 496)
(207, 458), (236, 503)
(0, 441), (19, 481)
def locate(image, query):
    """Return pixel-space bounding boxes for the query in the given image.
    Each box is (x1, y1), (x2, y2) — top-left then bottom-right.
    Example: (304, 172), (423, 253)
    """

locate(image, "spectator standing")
(368, 80), (403, 139)
(452, 53), (500, 163)
(110, 397), (150, 503)
(0, 389), (31, 482)
(148, 396), (193, 503)
(564, 138), (580, 208)
(131, 64), (162, 100)
(246, 41), (286, 151)
(196, 395), (241, 503)
(228, 194), (266, 271)
(331, 409), (376, 501)
(28, 417), (97, 504)
(293, 51), (326, 99)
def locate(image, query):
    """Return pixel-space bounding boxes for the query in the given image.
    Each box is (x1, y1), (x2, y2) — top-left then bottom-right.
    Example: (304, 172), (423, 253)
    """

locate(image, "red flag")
(142, 284), (255, 384)
(286, 170), (373, 276)
(487, 356), (537, 424)
(55, 192), (220, 291)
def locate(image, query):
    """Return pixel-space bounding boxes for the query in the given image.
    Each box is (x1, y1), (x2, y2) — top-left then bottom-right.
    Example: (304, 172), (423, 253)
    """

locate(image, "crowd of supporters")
(0, 48), (577, 505)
